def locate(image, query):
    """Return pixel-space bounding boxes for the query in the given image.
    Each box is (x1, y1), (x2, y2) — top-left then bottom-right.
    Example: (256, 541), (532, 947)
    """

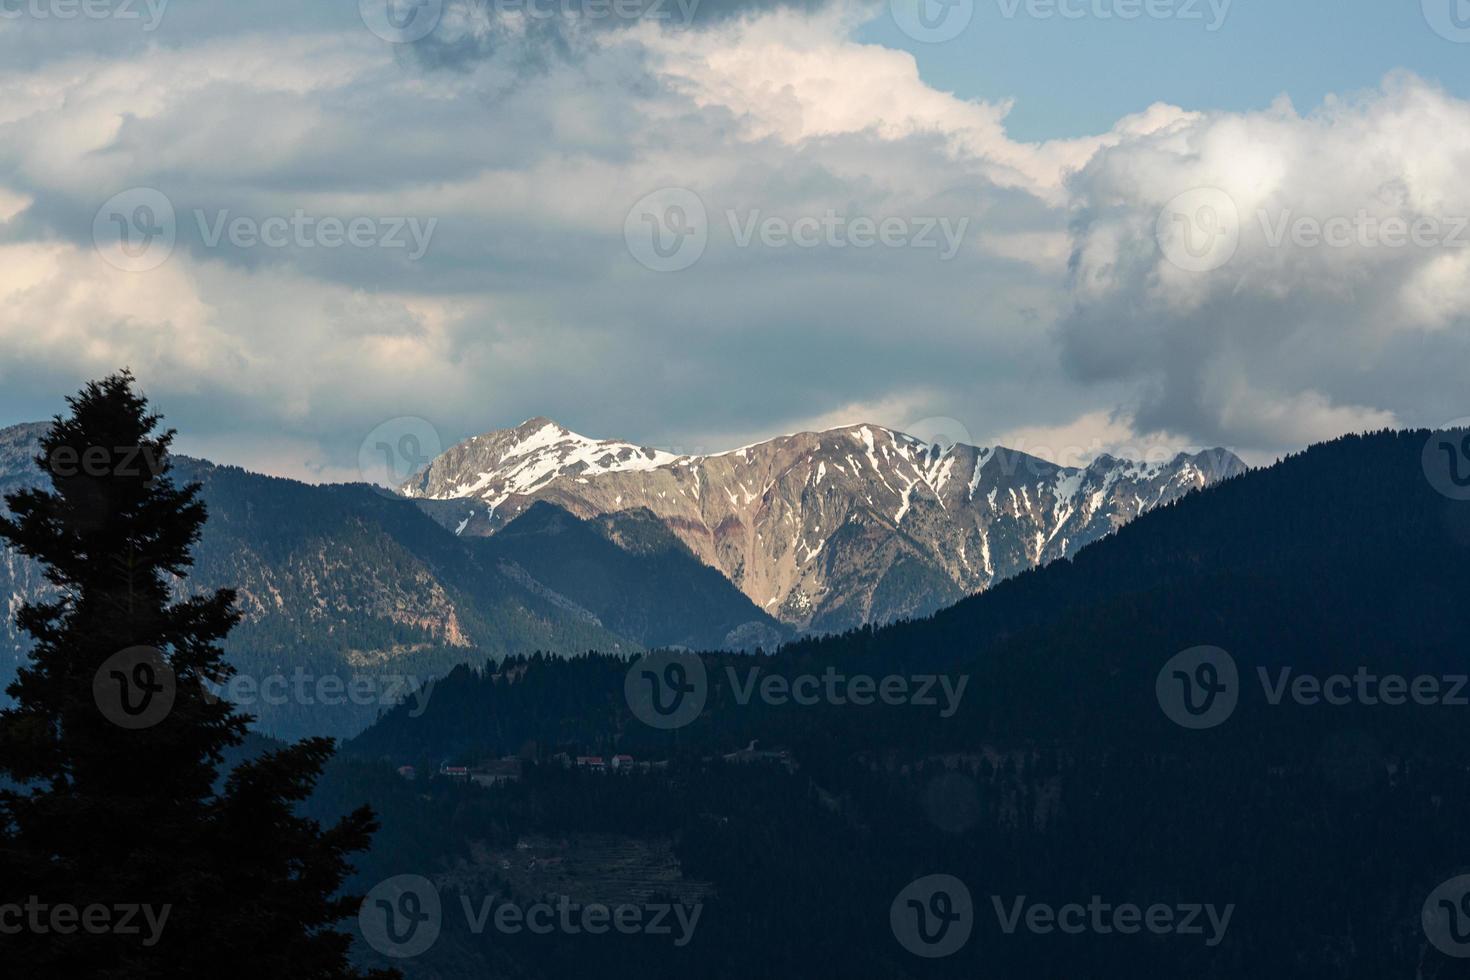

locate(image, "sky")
(862, 0), (1470, 139)
(0, 0), (1467, 484)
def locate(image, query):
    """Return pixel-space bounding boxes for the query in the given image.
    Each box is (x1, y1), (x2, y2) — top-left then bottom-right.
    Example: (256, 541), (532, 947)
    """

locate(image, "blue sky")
(861, 0), (1470, 139)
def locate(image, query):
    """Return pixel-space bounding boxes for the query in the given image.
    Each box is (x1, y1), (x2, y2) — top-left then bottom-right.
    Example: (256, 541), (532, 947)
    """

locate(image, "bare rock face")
(403, 419), (1246, 632)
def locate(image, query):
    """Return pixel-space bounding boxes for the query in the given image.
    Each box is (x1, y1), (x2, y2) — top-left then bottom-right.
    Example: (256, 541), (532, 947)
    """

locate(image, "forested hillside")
(328, 430), (1470, 978)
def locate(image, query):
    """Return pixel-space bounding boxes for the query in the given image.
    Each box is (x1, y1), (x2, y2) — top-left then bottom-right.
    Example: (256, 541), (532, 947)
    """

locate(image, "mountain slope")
(365, 426), (1450, 762)
(0, 423), (780, 740)
(478, 502), (788, 652)
(344, 429), (1470, 980)
(402, 417), (1244, 630)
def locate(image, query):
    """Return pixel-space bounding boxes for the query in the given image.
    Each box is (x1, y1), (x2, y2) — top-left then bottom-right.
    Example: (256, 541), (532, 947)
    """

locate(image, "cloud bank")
(0, 2), (1463, 479)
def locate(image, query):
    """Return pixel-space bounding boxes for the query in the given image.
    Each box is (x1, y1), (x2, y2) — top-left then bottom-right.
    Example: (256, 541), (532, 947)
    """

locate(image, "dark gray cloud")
(400, 0), (841, 72)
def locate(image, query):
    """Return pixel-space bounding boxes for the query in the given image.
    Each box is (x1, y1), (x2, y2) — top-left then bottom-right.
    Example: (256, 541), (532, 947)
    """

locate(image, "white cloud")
(0, 187), (28, 225)
(990, 410), (1212, 468)
(1061, 73), (1470, 454)
(642, 8), (1190, 203)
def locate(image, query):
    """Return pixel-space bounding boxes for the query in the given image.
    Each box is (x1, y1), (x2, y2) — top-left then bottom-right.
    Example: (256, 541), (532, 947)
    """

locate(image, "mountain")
(401, 417), (1245, 631)
(477, 502), (788, 653)
(0, 422), (784, 740)
(365, 426), (1470, 758)
(0, 423), (51, 673)
(338, 429), (1470, 979)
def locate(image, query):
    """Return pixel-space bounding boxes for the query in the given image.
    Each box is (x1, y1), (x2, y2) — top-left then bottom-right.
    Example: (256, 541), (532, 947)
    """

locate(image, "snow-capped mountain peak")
(403, 419), (1246, 631)
(401, 417), (683, 513)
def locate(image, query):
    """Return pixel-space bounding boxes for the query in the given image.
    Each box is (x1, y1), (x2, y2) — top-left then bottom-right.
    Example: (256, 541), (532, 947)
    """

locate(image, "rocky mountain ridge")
(403, 418), (1246, 630)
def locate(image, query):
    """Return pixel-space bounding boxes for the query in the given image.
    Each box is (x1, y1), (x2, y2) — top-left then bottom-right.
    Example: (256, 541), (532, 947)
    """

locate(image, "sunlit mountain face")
(404, 417), (1243, 629)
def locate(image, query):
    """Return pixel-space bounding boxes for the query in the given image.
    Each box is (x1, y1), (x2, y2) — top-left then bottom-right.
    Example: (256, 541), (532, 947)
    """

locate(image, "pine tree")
(0, 372), (397, 978)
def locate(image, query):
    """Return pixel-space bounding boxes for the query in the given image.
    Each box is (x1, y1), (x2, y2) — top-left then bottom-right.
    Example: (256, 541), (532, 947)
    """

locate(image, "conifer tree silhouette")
(0, 372), (397, 978)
